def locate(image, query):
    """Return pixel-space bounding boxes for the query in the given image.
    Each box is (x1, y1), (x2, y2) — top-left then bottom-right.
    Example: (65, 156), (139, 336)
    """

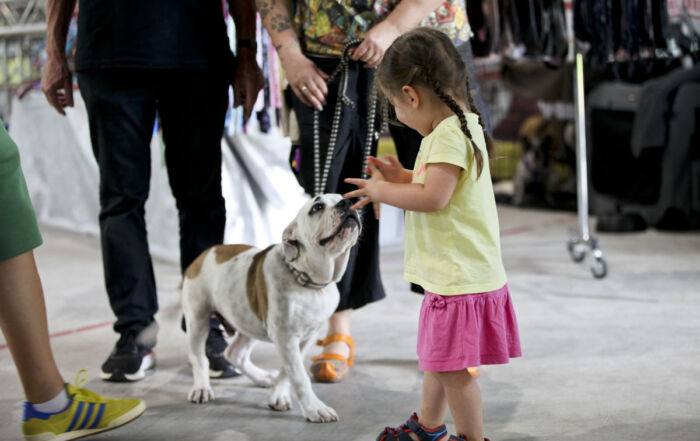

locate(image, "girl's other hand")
(367, 155), (410, 183)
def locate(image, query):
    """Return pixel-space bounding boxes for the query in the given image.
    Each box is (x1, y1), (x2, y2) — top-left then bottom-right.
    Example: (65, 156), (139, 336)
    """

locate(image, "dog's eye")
(309, 203), (324, 215)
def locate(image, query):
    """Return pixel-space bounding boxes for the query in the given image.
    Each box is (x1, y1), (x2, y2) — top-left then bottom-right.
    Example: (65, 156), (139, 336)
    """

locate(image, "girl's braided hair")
(376, 27), (492, 178)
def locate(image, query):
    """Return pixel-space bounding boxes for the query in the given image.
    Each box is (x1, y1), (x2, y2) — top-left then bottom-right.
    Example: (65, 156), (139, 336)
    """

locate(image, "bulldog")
(181, 194), (361, 423)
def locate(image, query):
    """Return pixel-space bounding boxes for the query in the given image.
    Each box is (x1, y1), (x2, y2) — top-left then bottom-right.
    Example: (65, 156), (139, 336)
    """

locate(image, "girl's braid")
(464, 74), (494, 155)
(431, 79), (485, 177)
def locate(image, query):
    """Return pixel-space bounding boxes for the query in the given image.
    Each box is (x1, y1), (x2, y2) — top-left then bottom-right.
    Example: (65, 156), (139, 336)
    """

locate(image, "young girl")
(345, 28), (522, 441)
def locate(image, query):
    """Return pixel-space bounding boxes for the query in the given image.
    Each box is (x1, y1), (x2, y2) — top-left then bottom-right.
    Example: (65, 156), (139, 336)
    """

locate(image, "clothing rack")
(564, 0), (608, 278)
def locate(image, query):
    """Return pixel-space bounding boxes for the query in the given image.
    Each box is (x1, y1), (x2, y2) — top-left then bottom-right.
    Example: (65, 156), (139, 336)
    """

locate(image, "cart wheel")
(567, 241), (586, 263)
(591, 257), (608, 279)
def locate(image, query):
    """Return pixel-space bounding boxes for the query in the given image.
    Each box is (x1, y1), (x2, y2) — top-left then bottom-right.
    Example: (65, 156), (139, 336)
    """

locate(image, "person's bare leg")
(436, 370), (484, 441)
(323, 309), (352, 358)
(0, 251), (64, 403)
(419, 371), (449, 429)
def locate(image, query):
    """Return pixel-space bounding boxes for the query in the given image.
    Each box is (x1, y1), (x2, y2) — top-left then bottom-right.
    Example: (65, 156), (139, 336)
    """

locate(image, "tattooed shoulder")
(272, 12), (292, 32)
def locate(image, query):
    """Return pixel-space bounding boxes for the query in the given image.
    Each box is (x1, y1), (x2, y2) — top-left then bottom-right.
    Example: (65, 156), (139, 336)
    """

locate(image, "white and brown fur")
(182, 194), (361, 423)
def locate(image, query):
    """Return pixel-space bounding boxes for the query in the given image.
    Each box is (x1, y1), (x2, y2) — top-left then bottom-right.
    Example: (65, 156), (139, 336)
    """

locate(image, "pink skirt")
(417, 284), (522, 372)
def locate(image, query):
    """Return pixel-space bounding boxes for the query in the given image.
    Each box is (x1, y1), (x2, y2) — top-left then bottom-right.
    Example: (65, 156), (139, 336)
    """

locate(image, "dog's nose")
(336, 199), (351, 210)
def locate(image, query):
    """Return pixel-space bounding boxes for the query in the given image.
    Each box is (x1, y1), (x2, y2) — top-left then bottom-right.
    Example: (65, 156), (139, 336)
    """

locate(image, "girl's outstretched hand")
(345, 163), (384, 219)
(366, 155), (411, 184)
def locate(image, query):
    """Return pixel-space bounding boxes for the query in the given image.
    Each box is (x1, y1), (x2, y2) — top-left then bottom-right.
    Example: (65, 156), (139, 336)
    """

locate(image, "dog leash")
(313, 39), (380, 196)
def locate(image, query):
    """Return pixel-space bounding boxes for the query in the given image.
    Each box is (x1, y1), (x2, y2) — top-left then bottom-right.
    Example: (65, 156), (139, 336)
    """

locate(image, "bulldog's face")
(283, 194), (362, 262)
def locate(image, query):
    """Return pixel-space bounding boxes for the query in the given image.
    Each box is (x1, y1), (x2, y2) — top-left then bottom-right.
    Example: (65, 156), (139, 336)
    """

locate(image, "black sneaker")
(100, 330), (156, 382)
(206, 328), (241, 379)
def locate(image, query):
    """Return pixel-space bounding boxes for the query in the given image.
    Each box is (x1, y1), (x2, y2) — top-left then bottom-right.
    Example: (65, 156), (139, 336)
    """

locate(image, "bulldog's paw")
(254, 369), (279, 388)
(267, 385), (292, 411)
(302, 400), (339, 423)
(188, 386), (215, 404)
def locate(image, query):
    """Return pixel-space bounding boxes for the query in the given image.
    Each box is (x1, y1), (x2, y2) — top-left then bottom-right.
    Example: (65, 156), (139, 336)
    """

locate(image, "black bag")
(587, 82), (663, 206)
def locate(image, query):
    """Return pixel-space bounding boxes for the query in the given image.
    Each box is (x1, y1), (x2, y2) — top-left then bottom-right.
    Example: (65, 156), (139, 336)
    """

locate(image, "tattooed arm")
(256, 0), (329, 110)
(255, 0), (297, 52)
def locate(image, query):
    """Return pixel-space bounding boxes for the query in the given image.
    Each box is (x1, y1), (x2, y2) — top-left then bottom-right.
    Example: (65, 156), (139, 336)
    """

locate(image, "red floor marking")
(0, 320), (113, 351)
(501, 225), (535, 236)
(501, 216), (573, 237)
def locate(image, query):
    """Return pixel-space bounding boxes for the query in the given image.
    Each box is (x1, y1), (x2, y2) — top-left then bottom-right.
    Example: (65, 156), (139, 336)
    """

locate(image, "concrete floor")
(1, 206), (699, 441)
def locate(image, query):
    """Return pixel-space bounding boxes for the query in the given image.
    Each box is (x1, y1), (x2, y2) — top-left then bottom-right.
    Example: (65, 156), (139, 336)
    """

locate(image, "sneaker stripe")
(77, 402), (95, 430)
(22, 402), (53, 421)
(66, 401), (84, 432)
(89, 403), (106, 429)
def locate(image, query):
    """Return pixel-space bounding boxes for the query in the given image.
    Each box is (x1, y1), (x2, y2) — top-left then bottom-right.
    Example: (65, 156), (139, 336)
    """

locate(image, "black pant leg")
(78, 70), (159, 335)
(156, 70), (229, 273)
(158, 70), (229, 333)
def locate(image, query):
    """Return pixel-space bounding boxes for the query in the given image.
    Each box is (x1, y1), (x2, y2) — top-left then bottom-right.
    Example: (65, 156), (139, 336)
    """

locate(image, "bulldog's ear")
(282, 221), (301, 261)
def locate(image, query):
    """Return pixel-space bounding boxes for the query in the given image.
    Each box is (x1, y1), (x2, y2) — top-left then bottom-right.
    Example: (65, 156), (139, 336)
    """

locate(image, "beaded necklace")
(312, 39), (380, 196)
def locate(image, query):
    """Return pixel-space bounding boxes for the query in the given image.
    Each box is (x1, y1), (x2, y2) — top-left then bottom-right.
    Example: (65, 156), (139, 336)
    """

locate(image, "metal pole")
(574, 52), (590, 242)
(564, 0), (608, 278)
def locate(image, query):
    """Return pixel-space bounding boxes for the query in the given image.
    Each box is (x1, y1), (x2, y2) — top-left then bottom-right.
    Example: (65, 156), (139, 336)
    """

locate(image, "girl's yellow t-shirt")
(404, 114), (507, 295)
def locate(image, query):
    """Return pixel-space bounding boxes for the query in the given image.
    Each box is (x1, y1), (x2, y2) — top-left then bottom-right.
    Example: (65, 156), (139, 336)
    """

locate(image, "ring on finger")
(301, 85), (309, 93)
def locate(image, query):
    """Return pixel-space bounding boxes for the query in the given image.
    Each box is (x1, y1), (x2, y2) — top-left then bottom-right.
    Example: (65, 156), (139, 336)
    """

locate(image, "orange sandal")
(310, 334), (355, 383)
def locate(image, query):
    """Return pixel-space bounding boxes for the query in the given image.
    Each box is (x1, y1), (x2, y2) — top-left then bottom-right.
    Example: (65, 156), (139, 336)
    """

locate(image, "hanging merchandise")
(489, 0), (569, 63)
(574, 0), (671, 66)
(256, 29), (272, 134)
(469, 0), (501, 57)
(540, 0), (569, 66)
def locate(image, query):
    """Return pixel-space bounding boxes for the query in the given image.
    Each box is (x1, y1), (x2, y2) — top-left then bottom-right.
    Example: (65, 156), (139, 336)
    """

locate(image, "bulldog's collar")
(282, 258), (331, 290)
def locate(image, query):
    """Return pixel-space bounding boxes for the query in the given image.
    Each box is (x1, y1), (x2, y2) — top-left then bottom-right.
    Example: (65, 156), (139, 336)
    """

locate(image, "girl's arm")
(346, 163), (461, 213)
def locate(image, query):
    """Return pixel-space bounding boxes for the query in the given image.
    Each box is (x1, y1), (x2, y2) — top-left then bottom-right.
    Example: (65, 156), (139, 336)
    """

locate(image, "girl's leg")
(323, 309), (352, 358)
(380, 372), (449, 441)
(435, 370), (484, 441)
(419, 371), (449, 428)
(0, 251), (64, 403)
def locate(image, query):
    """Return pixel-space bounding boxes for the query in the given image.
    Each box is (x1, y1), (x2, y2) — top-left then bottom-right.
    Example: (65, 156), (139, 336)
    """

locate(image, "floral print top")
(295, 0), (472, 56)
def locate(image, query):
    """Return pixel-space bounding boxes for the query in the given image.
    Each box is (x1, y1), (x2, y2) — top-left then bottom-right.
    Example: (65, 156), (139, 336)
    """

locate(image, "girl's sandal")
(376, 413), (448, 441)
(310, 334), (355, 383)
